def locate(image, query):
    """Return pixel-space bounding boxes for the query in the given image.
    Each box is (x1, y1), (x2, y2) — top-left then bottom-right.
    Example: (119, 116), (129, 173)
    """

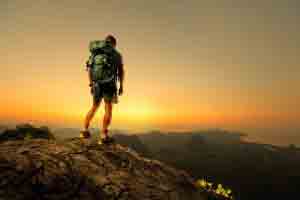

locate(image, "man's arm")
(117, 55), (125, 95)
(86, 56), (93, 87)
(87, 67), (93, 87)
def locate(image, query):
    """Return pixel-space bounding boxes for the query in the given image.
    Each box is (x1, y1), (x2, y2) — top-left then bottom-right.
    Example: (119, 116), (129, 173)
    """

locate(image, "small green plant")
(195, 178), (233, 199)
(24, 132), (33, 140)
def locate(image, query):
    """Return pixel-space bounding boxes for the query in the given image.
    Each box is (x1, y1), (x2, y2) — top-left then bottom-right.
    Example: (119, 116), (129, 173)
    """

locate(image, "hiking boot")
(98, 135), (115, 145)
(80, 130), (91, 139)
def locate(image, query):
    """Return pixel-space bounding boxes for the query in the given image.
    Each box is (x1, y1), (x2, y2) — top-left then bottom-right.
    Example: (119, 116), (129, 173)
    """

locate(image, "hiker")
(80, 35), (124, 144)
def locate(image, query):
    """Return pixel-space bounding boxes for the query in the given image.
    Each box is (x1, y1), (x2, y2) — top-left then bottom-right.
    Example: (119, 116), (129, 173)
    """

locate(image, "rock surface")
(0, 138), (206, 200)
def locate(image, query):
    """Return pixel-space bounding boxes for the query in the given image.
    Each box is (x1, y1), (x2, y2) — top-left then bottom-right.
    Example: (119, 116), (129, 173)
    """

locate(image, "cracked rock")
(0, 138), (206, 200)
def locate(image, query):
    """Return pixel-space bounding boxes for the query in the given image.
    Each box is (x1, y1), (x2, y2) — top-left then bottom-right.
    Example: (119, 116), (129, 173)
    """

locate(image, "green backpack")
(87, 40), (117, 84)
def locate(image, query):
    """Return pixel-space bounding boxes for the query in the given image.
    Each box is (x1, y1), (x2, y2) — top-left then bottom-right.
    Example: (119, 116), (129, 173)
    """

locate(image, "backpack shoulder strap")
(86, 55), (94, 69)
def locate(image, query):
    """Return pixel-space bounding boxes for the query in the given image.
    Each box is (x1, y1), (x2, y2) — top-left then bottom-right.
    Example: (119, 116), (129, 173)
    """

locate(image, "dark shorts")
(91, 82), (117, 104)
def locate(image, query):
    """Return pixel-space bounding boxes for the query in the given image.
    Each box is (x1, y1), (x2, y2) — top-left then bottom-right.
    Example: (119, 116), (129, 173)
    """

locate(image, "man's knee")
(91, 102), (100, 111)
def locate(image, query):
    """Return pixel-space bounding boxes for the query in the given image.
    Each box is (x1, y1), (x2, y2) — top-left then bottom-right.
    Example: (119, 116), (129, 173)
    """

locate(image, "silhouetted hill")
(139, 130), (246, 154)
(138, 131), (191, 154)
(0, 124), (55, 142)
(132, 130), (300, 200)
(0, 138), (220, 200)
(113, 134), (151, 157)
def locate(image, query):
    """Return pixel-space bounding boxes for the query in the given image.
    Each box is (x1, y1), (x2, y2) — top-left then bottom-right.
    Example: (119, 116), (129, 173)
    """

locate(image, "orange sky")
(1, 0), (300, 145)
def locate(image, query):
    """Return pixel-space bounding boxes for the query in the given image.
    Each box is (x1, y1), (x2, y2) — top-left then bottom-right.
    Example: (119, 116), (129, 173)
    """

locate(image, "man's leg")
(102, 101), (113, 138)
(84, 100), (100, 131)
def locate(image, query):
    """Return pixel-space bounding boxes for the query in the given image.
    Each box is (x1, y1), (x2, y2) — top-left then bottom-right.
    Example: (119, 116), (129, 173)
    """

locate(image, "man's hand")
(89, 82), (94, 94)
(118, 86), (123, 96)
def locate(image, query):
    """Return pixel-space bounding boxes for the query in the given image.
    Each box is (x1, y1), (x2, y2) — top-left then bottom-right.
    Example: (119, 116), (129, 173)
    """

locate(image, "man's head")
(105, 35), (117, 48)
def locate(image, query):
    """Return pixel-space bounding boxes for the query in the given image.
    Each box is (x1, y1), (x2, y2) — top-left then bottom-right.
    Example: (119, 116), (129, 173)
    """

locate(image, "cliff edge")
(0, 138), (206, 200)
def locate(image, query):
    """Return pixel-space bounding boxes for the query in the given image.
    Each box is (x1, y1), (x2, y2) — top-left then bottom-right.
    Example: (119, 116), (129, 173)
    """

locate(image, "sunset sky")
(1, 0), (299, 145)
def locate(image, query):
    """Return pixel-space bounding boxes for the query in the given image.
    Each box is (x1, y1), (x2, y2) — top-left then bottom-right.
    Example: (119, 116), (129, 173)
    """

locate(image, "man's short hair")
(105, 35), (117, 46)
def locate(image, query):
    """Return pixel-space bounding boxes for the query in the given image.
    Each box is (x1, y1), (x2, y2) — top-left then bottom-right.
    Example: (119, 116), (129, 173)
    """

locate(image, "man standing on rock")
(80, 35), (125, 144)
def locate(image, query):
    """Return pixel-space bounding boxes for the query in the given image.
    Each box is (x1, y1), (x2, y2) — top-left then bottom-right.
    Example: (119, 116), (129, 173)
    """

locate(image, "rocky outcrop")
(0, 138), (206, 200)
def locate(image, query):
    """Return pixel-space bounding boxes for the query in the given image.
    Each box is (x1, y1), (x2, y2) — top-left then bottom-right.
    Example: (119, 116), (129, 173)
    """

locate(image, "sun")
(115, 101), (158, 122)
